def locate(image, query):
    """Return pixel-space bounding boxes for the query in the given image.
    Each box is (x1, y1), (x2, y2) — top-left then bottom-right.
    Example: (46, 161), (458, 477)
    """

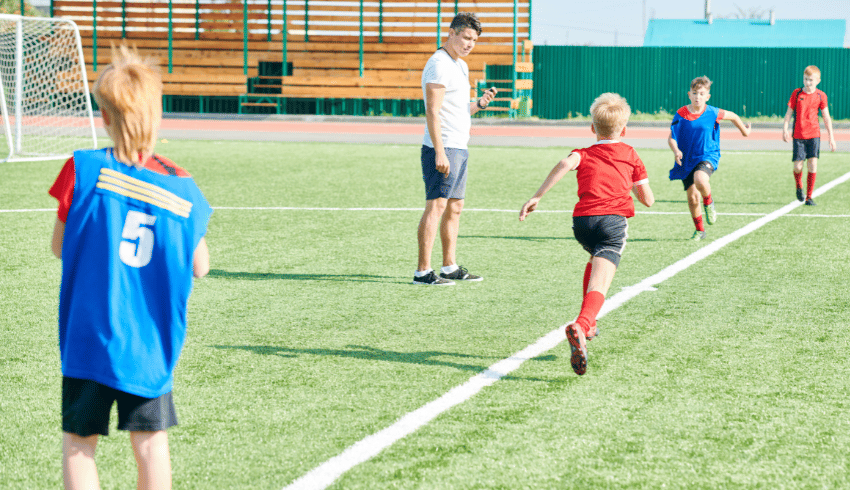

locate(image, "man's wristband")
(477, 99), (486, 110)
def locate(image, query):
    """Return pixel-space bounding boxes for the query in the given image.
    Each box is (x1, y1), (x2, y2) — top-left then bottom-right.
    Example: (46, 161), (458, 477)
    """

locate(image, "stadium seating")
(52, 0), (532, 115)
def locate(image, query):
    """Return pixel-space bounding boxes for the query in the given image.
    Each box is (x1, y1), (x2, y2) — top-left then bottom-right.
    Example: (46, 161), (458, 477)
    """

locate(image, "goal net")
(0, 14), (96, 163)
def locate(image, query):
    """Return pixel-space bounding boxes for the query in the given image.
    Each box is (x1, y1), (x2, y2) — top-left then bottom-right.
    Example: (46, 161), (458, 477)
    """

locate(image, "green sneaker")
(689, 230), (707, 241)
(704, 201), (717, 225)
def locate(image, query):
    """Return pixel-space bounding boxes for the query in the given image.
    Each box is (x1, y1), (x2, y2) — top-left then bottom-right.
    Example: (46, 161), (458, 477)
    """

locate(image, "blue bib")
(669, 105), (722, 180)
(59, 149), (212, 398)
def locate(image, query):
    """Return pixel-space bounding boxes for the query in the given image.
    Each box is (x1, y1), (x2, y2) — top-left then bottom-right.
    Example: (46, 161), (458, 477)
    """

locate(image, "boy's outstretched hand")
(740, 121), (752, 137)
(519, 197), (540, 221)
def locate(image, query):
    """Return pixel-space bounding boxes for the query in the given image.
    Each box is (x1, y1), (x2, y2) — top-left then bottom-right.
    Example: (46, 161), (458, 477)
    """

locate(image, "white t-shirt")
(421, 48), (471, 150)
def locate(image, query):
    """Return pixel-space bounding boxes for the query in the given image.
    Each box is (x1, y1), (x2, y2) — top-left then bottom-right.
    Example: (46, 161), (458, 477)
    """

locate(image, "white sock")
(441, 264), (459, 274)
(414, 269), (433, 278)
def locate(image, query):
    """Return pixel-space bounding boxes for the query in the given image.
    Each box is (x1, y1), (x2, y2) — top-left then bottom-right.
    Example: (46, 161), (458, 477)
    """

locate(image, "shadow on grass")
(653, 199), (776, 205)
(207, 269), (401, 283)
(461, 235), (675, 243)
(459, 235), (575, 242)
(213, 344), (561, 382)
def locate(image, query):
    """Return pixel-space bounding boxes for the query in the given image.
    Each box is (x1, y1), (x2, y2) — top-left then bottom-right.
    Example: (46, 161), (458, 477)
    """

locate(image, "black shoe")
(796, 188), (804, 202)
(565, 323), (588, 376)
(412, 271), (455, 285)
(439, 265), (483, 282)
(805, 198), (816, 206)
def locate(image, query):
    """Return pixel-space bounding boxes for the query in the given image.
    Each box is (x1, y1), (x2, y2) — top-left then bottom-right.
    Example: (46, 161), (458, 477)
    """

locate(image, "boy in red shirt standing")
(782, 65), (836, 206)
(519, 93), (654, 376)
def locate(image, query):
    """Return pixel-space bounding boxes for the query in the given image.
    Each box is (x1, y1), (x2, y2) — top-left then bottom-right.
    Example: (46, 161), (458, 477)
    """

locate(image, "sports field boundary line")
(281, 168), (850, 490)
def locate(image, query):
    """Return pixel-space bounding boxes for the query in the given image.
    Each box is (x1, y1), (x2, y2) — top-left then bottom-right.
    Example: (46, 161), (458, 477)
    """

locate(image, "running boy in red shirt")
(782, 65), (836, 206)
(668, 76), (751, 241)
(519, 93), (654, 376)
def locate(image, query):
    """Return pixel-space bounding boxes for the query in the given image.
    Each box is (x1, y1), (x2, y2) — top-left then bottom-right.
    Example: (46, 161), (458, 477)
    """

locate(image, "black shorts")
(793, 138), (820, 161)
(62, 377), (177, 437)
(682, 161), (715, 191)
(421, 145), (468, 200)
(572, 215), (628, 267)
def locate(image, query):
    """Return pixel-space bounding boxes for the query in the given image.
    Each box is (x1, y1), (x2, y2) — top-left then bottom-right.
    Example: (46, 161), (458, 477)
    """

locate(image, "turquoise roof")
(644, 19), (846, 47)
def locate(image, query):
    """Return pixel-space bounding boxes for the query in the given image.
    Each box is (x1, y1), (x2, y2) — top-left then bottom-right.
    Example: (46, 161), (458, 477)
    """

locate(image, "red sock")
(703, 194), (712, 206)
(794, 171), (803, 189)
(693, 215), (705, 232)
(807, 172), (817, 199)
(582, 262), (592, 296)
(576, 291), (605, 335)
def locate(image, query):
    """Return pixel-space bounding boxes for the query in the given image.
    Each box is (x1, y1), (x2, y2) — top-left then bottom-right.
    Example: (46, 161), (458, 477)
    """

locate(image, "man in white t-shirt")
(413, 12), (498, 286)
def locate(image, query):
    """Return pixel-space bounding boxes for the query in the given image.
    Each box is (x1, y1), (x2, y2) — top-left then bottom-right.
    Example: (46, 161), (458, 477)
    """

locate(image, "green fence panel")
(532, 46), (850, 120)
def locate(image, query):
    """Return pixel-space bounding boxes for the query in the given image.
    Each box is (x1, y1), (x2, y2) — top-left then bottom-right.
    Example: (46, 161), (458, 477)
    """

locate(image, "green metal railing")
(282, 0), (288, 75)
(358, 0), (364, 76)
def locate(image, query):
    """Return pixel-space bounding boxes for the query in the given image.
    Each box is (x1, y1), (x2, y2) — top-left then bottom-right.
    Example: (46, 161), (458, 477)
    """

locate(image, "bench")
(54, 0), (532, 116)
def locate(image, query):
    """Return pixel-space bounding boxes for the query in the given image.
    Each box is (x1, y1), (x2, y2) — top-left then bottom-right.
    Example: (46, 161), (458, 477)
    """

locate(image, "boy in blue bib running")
(668, 76), (751, 240)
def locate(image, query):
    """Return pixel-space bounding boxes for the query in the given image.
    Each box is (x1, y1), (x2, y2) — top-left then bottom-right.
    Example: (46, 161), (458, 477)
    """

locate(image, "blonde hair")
(93, 44), (162, 167)
(590, 93), (631, 139)
(804, 65), (821, 78)
(690, 76), (712, 92)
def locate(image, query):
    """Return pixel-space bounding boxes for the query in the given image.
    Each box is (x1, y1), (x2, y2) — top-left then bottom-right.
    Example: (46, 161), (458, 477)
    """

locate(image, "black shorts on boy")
(572, 215), (628, 267)
(681, 161), (715, 191)
(792, 138), (820, 161)
(62, 377), (177, 437)
(421, 145), (468, 200)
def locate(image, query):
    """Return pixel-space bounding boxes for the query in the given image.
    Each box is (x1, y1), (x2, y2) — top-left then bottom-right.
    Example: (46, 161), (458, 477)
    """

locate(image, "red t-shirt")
(788, 88), (828, 140)
(571, 141), (648, 218)
(49, 152), (190, 223)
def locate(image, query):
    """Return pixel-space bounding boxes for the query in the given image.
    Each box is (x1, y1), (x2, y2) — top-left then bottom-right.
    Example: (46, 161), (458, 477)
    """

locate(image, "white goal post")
(0, 14), (96, 163)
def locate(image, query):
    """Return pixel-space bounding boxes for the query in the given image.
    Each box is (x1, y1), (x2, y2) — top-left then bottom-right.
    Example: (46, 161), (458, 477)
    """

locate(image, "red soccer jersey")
(571, 141), (648, 218)
(788, 88), (828, 140)
(49, 152), (191, 223)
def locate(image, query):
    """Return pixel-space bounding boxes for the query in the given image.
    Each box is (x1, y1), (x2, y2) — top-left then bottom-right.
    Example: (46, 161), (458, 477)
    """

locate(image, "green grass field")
(2, 139), (850, 489)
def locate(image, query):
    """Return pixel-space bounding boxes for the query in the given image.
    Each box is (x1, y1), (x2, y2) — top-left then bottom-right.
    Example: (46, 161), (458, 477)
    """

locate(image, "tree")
(0, 0), (43, 16)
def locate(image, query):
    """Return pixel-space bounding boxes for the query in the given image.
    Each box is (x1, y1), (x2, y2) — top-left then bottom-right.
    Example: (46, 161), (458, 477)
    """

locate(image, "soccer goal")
(0, 14), (96, 163)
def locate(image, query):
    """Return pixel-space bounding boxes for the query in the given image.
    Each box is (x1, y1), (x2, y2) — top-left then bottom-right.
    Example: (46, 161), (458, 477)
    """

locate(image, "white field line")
(5, 207), (849, 219)
(281, 168), (850, 490)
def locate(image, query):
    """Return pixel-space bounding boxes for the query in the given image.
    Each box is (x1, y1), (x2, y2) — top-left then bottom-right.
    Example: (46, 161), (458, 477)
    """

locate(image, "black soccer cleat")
(439, 265), (483, 282)
(565, 323), (588, 376)
(796, 188), (804, 202)
(805, 198), (816, 206)
(412, 271), (455, 286)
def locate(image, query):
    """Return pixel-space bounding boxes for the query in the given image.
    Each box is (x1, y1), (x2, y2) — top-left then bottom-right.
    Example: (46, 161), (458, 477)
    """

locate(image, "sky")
(532, 0), (850, 47)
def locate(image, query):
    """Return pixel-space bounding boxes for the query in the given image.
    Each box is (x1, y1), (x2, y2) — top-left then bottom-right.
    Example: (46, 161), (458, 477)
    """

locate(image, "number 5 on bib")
(119, 210), (157, 268)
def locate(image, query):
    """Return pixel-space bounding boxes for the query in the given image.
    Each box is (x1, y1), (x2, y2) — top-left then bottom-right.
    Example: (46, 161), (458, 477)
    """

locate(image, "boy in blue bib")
(49, 45), (212, 489)
(668, 76), (751, 240)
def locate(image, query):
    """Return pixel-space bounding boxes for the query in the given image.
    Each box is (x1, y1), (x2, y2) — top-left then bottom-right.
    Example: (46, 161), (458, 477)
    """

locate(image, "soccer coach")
(413, 12), (497, 286)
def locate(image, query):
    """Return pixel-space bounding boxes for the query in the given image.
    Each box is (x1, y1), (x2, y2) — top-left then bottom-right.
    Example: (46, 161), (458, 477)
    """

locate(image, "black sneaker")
(439, 266), (483, 282)
(412, 271), (455, 285)
(796, 188), (804, 202)
(805, 198), (816, 206)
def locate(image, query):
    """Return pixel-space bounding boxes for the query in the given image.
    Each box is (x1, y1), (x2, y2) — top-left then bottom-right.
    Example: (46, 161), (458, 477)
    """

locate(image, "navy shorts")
(62, 377), (177, 437)
(572, 215), (628, 267)
(682, 161), (715, 191)
(793, 138), (820, 161)
(421, 145), (468, 200)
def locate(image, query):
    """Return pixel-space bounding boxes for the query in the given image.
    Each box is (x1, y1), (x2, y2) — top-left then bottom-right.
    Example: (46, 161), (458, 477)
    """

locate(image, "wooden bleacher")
(53, 0), (532, 116)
